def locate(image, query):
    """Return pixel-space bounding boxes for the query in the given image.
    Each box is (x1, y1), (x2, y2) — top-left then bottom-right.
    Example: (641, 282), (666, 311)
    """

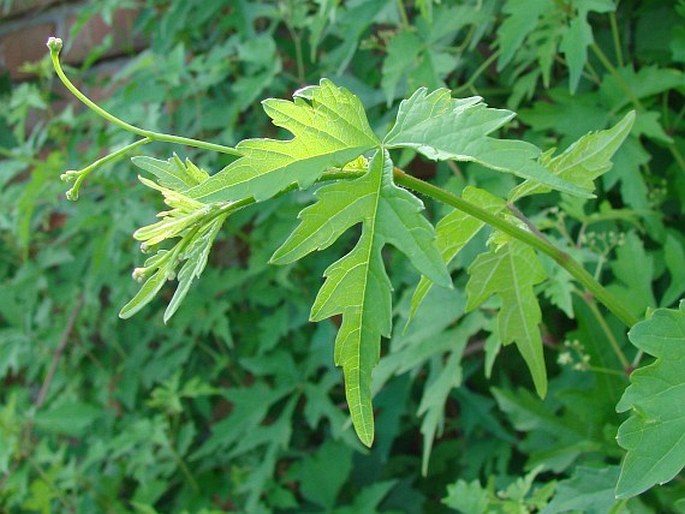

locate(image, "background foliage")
(1, 0), (684, 512)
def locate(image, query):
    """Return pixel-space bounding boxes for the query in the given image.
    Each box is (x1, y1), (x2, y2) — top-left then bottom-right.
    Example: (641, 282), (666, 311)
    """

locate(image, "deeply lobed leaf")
(383, 87), (588, 197)
(273, 150), (450, 445)
(466, 239), (548, 397)
(187, 79), (379, 203)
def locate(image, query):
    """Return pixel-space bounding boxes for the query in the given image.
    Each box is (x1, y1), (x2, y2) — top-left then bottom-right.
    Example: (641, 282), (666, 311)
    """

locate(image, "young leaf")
(509, 111), (635, 201)
(132, 153), (209, 190)
(163, 212), (228, 322)
(383, 87), (588, 196)
(119, 264), (169, 319)
(615, 300), (685, 498)
(466, 239), (548, 397)
(273, 150), (450, 446)
(409, 186), (506, 323)
(120, 173), (233, 321)
(187, 79), (379, 203)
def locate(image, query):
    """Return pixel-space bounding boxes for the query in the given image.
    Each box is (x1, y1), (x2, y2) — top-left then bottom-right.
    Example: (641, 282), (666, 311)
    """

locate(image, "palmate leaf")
(509, 111), (635, 201)
(272, 150), (450, 446)
(615, 300), (685, 498)
(187, 79), (379, 203)
(383, 87), (588, 197)
(466, 239), (548, 397)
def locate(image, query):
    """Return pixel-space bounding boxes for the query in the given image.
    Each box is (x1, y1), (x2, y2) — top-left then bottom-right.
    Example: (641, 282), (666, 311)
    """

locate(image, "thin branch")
(35, 295), (85, 408)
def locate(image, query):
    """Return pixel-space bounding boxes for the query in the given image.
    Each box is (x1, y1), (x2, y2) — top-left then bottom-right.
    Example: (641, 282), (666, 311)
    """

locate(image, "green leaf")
(615, 300), (685, 498)
(560, 16), (593, 93)
(119, 264), (169, 319)
(662, 234), (685, 307)
(295, 440), (353, 510)
(409, 186), (506, 323)
(33, 401), (100, 436)
(496, 0), (549, 70)
(418, 350), (464, 475)
(188, 79), (379, 203)
(273, 150), (449, 446)
(381, 30), (422, 105)
(132, 154), (209, 191)
(164, 212), (228, 322)
(541, 465), (621, 514)
(606, 231), (657, 320)
(443, 479), (489, 514)
(509, 111), (635, 201)
(120, 173), (232, 321)
(599, 65), (685, 111)
(383, 87), (588, 196)
(466, 239), (548, 397)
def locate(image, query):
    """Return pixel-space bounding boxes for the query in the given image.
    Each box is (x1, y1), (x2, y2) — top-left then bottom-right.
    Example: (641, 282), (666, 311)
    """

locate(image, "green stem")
(454, 49), (501, 95)
(669, 143), (685, 172)
(62, 138), (150, 200)
(393, 168), (640, 328)
(609, 11), (624, 68)
(396, 0), (410, 28)
(591, 43), (641, 109)
(579, 290), (631, 371)
(47, 38), (241, 157)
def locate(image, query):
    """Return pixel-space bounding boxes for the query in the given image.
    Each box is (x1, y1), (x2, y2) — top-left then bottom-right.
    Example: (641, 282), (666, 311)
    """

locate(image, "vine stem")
(46, 37), (241, 157)
(609, 11), (624, 68)
(392, 168), (640, 328)
(454, 49), (501, 95)
(575, 288), (631, 371)
(47, 34), (637, 329)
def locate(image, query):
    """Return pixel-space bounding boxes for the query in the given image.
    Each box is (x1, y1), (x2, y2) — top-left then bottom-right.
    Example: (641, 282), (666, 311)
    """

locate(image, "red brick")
(62, 8), (146, 65)
(0, 21), (56, 79)
(1, 0), (64, 18)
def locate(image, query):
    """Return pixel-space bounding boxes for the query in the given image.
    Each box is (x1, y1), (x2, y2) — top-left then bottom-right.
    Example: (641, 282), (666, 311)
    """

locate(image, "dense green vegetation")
(1, 1), (684, 512)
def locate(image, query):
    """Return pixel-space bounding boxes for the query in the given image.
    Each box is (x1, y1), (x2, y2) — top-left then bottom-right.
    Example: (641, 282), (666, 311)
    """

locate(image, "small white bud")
(46, 37), (63, 53)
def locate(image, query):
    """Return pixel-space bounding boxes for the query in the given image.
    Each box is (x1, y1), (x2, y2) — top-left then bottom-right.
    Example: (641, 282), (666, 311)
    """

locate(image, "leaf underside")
(272, 150), (450, 445)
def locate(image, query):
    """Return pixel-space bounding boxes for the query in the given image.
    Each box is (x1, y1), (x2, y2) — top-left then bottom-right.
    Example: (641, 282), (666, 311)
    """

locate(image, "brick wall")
(0, 0), (145, 80)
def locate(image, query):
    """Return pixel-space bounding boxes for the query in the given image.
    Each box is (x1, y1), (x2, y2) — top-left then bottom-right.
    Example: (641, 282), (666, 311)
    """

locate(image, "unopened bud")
(46, 37), (63, 53)
(60, 170), (79, 183)
(132, 268), (147, 282)
(65, 187), (79, 201)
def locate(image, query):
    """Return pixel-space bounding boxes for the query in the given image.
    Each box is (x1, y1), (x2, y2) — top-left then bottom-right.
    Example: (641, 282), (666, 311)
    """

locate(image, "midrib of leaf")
(337, 156), (384, 447)
(504, 246), (547, 397)
(507, 249), (542, 372)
